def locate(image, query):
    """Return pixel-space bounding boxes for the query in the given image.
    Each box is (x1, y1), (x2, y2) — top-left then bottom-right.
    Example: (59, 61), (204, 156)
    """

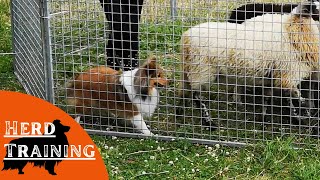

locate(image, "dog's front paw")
(74, 116), (82, 123)
(142, 130), (153, 136)
(49, 172), (57, 176)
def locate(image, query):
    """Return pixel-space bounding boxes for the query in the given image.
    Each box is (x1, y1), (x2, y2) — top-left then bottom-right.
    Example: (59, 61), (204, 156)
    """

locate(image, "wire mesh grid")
(10, 0), (49, 98)
(0, 0), (23, 92)
(11, 0), (320, 146)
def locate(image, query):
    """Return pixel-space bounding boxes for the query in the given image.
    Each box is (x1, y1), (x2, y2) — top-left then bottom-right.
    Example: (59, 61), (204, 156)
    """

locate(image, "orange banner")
(0, 91), (109, 179)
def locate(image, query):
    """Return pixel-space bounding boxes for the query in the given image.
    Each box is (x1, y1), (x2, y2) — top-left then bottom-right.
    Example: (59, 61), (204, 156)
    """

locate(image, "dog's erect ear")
(146, 55), (157, 70)
(134, 69), (149, 99)
(141, 55), (158, 77)
(47, 120), (59, 135)
(53, 119), (61, 124)
(133, 56), (158, 99)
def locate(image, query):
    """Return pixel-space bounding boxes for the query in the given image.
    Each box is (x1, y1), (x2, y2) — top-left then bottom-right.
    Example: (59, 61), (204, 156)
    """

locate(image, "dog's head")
(294, 1), (320, 21)
(49, 120), (70, 135)
(134, 56), (169, 96)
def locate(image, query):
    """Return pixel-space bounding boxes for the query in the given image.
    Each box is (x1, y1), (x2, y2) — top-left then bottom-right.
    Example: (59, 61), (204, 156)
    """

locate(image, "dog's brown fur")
(66, 66), (140, 118)
(66, 56), (168, 134)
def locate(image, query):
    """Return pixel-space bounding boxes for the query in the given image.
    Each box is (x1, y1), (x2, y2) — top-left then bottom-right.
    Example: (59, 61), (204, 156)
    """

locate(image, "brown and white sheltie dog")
(65, 56), (169, 135)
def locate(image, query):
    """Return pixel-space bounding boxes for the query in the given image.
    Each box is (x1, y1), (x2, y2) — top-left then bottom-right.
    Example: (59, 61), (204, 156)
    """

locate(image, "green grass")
(95, 136), (320, 179)
(0, 0), (24, 92)
(1, 0), (320, 179)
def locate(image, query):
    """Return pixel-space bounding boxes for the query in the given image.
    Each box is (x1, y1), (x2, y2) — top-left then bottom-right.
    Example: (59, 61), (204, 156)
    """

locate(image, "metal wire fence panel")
(32, 0), (320, 145)
(11, 0), (46, 99)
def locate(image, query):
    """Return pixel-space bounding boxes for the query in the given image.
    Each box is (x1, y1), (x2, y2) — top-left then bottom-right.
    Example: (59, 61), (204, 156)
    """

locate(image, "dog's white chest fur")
(132, 88), (159, 117)
(120, 69), (159, 117)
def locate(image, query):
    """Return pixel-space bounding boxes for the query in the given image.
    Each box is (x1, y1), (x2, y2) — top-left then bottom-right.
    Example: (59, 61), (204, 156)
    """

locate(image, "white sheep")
(177, 2), (320, 129)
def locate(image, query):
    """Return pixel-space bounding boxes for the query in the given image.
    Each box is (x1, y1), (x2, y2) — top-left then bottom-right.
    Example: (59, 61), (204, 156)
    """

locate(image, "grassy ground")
(96, 136), (320, 179)
(1, 0), (320, 179)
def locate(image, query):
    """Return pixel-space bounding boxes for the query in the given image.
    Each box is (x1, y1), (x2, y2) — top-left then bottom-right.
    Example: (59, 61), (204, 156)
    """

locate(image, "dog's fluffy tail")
(2, 159), (11, 170)
(2, 144), (19, 171)
(2, 161), (13, 170)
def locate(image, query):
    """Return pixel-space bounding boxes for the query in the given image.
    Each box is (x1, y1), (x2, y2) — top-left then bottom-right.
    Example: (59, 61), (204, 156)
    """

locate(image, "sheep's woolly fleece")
(180, 13), (320, 93)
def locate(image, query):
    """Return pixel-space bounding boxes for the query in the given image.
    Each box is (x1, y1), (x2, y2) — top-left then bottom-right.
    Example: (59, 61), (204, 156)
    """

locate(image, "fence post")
(40, 0), (54, 104)
(170, 0), (177, 20)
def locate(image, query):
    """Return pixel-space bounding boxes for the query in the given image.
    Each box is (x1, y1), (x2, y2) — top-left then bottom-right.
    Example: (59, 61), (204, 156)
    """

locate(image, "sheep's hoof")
(303, 109), (311, 117)
(49, 172), (57, 176)
(202, 117), (218, 131)
(204, 125), (218, 131)
(290, 108), (313, 125)
(291, 116), (301, 125)
(299, 99), (307, 107)
(289, 106), (301, 125)
(291, 108), (299, 116)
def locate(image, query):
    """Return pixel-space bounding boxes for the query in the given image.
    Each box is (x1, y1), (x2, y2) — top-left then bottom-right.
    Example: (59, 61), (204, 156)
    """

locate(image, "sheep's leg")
(304, 82), (316, 117)
(290, 88), (315, 119)
(310, 83), (320, 137)
(284, 88), (303, 123)
(176, 96), (188, 115)
(312, 81), (320, 116)
(261, 88), (272, 117)
(192, 91), (217, 130)
(232, 86), (245, 104)
(176, 73), (192, 115)
(291, 89), (306, 106)
(288, 97), (299, 121)
(301, 86), (313, 117)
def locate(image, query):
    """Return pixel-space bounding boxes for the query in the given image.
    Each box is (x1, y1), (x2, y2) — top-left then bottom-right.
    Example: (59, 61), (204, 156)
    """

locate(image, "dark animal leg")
(302, 82), (318, 135)
(233, 85), (247, 107)
(176, 85), (192, 115)
(285, 88), (305, 115)
(279, 88), (300, 124)
(192, 91), (217, 130)
(311, 116), (320, 138)
(261, 88), (272, 117)
(304, 82), (316, 117)
(287, 97), (301, 125)
(289, 84), (314, 122)
(18, 168), (24, 175)
(176, 96), (188, 115)
(314, 81), (320, 109)
(45, 161), (57, 175)
(18, 161), (27, 175)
